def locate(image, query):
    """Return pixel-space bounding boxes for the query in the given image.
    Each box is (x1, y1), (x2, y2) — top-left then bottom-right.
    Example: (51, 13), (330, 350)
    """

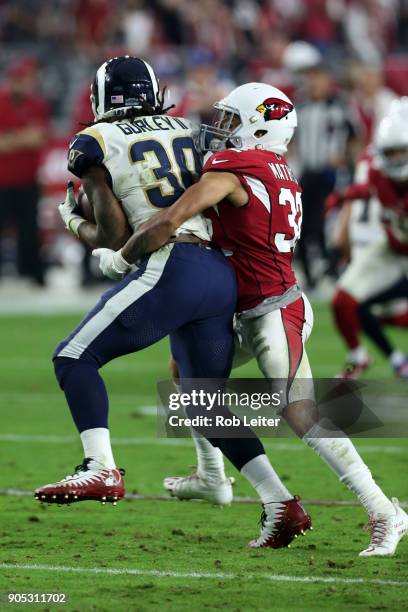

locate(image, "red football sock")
(331, 289), (360, 350)
(380, 311), (408, 327)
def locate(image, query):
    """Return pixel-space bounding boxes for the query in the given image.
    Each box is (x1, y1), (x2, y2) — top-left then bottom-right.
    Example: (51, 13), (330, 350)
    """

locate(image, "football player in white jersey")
(34, 56), (239, 507)
(328, 102), (408, 379)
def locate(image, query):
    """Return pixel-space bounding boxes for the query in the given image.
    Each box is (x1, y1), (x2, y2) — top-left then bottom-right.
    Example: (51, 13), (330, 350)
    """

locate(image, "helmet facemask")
(199, 84), (297, 155)
(200, 104), (242, 153)
(375, 102), (408, 182)
(378, 146), (408, 182)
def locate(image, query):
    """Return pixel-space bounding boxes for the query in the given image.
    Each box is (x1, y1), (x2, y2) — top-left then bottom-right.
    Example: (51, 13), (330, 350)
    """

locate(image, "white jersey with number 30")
(67, 114), (211, 240)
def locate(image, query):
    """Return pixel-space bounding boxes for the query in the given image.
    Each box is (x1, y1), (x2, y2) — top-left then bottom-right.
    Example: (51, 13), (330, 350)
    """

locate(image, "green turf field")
(0, 304), (407, 611)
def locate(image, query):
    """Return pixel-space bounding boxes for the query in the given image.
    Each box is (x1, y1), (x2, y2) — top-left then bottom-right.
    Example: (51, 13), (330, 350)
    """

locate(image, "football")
(77, 185), (95, 223)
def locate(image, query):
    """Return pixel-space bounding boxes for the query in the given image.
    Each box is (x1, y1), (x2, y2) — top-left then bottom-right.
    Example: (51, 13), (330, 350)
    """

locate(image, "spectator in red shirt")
(0, 58), (50, 285)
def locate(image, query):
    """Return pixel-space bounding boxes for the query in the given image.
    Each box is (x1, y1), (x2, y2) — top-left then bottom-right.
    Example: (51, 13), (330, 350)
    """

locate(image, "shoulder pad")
(203, 149), (250, 173)
(67, 126), (106, 178)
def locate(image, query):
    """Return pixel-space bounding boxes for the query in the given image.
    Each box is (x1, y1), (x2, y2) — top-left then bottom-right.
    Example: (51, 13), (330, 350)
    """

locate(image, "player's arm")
(92, 171), (246, 280)
(121, 171), (246, 263)
(334, 200), (352, 258)
(77, 167), (131, 250)
(59, 172), (131, 250)
(325, 183), (372, 215)
(60, 129), (131, 250)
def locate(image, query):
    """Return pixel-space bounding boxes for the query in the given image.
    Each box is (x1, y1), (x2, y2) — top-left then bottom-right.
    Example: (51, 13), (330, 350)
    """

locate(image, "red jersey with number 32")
(203, 148), (302, 311)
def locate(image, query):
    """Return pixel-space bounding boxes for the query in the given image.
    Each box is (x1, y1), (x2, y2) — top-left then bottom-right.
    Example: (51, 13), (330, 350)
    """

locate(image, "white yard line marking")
(0, 392), (156, 403)
(1, 488), (407, 508)
(0, 434), (194, 447)
(0, 433), (405, 454)
(1, 563), (407, 587)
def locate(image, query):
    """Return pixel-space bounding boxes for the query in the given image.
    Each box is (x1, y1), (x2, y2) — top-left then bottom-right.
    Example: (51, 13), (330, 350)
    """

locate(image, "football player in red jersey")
(327, 100), (408, 379)
(95, 84), (407, 556)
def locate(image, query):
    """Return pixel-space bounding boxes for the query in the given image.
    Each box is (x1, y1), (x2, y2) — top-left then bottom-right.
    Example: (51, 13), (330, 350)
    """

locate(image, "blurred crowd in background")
(0, 0), (407, 290)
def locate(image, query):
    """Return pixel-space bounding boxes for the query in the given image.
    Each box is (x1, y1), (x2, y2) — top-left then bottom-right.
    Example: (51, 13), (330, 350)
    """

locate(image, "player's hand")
(58, 181), (86, 237)
(92, 248), (132, 280)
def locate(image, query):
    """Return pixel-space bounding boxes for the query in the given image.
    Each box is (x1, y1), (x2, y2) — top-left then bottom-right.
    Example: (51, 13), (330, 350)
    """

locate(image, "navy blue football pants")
(53, 243), (265, 470)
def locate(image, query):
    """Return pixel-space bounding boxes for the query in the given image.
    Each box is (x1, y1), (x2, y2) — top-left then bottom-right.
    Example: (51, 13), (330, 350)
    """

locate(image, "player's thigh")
(232, 337), (254, 369)
(338, 239), (403, 301)
(54, 248), (181, 364)
(231, 317), (254, 370)
(241, 295), (313, 379)
(170, 313), (235, 380)
(232, 294), (313, 371)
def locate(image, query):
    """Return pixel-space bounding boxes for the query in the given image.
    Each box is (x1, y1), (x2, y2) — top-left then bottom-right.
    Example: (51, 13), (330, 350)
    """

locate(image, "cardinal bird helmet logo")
(256, 97), (293, 121)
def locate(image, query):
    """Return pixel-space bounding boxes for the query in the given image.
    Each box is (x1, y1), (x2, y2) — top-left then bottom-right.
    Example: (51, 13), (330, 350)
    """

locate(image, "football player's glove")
(58, 181), (86, 237)
(92, 247), (131, 280)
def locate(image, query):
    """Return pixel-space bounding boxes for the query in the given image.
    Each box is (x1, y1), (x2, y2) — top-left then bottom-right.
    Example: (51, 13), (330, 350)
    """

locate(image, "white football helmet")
(200, 83), (297, 155)
(375, 97), (408, 181)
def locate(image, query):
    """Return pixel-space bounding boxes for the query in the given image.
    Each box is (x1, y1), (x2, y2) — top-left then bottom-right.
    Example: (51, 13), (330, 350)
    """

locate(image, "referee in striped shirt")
(295, 64), (359, 289)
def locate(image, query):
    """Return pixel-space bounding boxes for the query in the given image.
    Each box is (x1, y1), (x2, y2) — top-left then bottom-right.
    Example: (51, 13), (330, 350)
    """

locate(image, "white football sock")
(191, 429), (226, 481)
(80, 428), (116, 469)
(390, 350), (406, 368)
(241, 454), (292, 504)
(303, 424), (394, 517)
(347, 345), (369, 364)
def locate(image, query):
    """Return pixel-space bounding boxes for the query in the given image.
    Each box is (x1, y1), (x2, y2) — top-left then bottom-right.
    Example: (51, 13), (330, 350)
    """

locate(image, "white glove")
(58, 181), (86, 237)
(92, 248), (132, 280)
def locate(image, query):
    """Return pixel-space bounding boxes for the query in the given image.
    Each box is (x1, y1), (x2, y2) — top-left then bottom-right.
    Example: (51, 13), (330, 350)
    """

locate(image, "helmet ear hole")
(254, 129), (268, 139)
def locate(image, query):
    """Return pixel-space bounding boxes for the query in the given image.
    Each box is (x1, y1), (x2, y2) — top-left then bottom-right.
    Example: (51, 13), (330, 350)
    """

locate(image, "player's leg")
(332, 239), (402, 378)
(36, 250), (173, 504)
(303, 421), (408, 556)
(358, 276), (408, 377)
(36, 244), (236, 504)
(164, 327), (255, 498)
(165, 314), (237, 505)
(169, 312), (311, 548)
(168, 271), (266, 485)
(166, 355), (232, 502)
(247, 295), (407, 555)
(53, 250), (173, 466)
(15, 184), (45, 286)
(166, 327), (307, 527)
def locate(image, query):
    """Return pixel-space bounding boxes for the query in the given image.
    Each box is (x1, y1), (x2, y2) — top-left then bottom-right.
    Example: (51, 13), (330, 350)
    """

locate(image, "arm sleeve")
(343, 182), (372, 201)
(67, 127), (106, 178)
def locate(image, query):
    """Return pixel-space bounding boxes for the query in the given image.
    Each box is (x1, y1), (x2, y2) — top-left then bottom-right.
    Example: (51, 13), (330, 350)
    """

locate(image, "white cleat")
(163, 473), (234, 506)
(359, 498), (408, 557)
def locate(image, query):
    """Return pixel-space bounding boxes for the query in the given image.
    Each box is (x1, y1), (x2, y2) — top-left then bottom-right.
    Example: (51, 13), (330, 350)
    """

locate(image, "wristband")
(68, 215), (86, 237)
(112, 250), (132, 275)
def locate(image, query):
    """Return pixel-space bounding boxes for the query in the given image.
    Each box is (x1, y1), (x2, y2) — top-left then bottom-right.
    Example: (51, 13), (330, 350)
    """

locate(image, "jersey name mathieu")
(203, 149), (302, 312)
(67, 115), (210, 240)
(343, 162), (408, 256)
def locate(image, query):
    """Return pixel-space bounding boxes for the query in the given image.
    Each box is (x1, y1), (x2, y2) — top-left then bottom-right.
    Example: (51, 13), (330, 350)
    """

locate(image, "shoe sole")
(34, 491), (124, 505)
